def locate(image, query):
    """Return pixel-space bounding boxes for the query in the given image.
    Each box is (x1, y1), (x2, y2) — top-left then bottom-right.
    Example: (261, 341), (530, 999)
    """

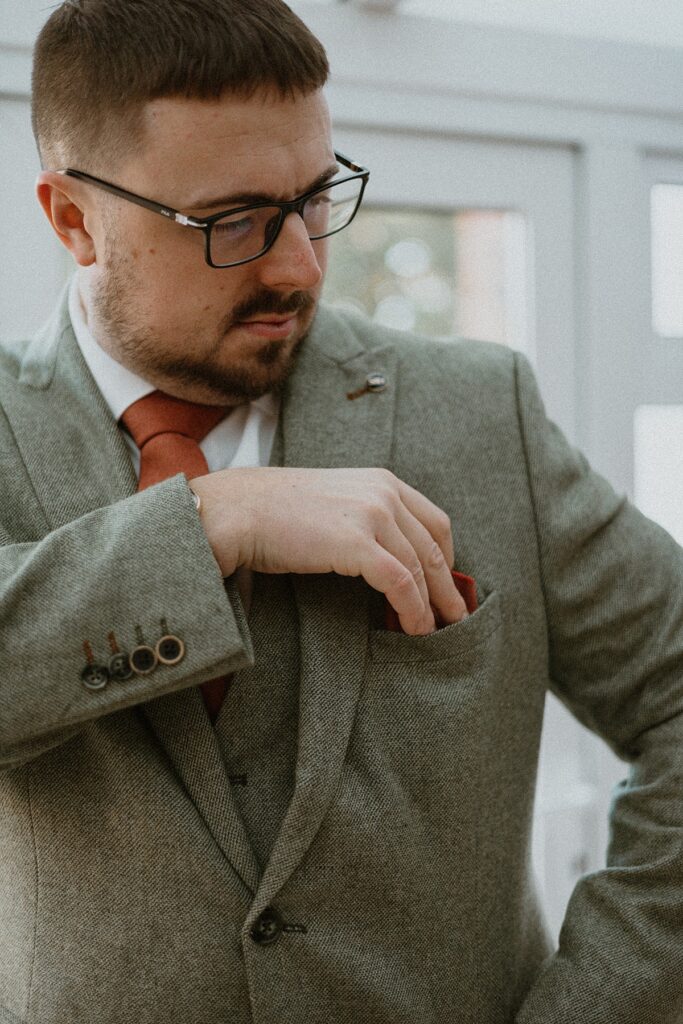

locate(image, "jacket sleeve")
(511, 353), (683, 1023)
(0, 473), (254, 769)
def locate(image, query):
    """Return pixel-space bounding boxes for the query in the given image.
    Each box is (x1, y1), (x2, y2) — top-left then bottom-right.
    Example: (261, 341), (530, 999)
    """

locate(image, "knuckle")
(370, 471), (399, 501)
(360, 495), (395, 529)
(393, 563), (423, 592)
(375, 469), (399, 494)
(425, 539), (446, 571)
(436, 509), (452, 537)
(371, 504), (394, 530)
(412, 560), (426, 581)
(379, 487), (400, 513)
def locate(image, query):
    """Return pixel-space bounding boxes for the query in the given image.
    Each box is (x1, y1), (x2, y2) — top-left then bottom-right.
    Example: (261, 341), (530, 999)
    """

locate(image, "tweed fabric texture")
(215, 571), (301, 872)
(0, 288), (681, 1023)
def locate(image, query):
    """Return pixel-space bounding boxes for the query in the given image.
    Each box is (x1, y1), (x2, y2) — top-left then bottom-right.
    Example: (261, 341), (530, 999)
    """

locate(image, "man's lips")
(235, 315), (298, 339)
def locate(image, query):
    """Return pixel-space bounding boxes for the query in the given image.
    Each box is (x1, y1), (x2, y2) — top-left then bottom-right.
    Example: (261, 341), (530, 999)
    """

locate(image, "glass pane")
(651, 184), (683, 338)
(324, 207), (529, 352)
(634, 405), (683, 545)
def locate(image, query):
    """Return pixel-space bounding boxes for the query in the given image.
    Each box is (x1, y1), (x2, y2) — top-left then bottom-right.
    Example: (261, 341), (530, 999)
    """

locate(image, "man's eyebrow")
(186, 163), (341, 212)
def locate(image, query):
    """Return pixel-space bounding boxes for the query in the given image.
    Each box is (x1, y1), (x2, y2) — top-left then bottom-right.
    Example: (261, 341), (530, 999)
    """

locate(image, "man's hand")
(189, 467), (468, 636)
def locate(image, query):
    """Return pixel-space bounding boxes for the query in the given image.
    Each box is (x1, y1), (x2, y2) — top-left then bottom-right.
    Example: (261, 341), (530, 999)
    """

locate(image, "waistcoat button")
(250, 906), (283, 946)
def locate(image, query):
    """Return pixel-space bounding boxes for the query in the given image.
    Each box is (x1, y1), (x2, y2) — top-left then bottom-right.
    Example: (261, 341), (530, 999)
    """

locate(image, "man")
(0, 1), (681, 1021)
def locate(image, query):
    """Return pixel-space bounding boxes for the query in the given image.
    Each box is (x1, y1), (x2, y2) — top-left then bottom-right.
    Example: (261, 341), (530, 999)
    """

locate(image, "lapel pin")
(346, 372), (388, 401)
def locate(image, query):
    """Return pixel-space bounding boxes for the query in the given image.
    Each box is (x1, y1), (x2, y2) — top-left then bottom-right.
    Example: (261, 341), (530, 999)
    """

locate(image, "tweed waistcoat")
(215, 570), (301, 872)
(212, 409), (296, 871)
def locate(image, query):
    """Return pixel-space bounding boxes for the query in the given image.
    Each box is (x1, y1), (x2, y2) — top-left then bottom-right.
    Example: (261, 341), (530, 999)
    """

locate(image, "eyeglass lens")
(209, 176), (364, 266)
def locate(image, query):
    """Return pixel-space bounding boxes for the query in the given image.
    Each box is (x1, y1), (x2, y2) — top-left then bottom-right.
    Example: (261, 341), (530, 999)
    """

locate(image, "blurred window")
(634, 405), (683, 545)
(324, 207), (529, 351)
(651, 184), (683, 338)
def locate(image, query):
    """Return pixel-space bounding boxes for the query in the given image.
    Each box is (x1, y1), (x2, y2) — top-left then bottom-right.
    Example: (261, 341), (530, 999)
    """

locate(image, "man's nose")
(256, 211), (324, 290)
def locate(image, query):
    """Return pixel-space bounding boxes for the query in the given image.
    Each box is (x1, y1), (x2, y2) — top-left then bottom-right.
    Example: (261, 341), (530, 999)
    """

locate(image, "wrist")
(188, 485), (202, 514)
(187, 471), (249, 579)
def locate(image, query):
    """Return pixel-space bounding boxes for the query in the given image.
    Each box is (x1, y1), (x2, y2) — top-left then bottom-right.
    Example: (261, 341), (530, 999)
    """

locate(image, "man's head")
(33, 0), (342, 405)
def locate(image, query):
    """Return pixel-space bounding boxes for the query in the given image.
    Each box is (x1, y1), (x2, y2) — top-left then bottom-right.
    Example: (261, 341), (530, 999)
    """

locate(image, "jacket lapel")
(6, 287), (137, 526)
(253, 306), (398, 909)
(4, 286), (260, 894)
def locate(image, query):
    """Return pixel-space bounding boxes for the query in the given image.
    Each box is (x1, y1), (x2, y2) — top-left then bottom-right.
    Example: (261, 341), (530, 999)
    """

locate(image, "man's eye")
(214, 216), (254, 236)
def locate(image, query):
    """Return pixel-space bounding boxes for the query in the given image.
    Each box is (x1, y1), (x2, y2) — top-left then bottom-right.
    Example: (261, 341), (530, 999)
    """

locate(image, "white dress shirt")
(68, 275), (280, 479)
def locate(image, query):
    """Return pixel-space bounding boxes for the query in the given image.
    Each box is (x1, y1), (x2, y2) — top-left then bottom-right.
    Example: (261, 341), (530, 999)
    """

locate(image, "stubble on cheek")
(90, 240), (317, 402)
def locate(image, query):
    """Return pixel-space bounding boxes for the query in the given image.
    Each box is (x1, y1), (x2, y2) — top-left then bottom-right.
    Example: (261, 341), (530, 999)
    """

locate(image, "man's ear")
(36, 172), (97, 267)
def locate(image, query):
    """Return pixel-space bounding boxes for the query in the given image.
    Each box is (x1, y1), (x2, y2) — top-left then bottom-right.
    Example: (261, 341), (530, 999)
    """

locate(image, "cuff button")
(108, 651), (133, 681)
(81, 664), (109, 691)
(156, 635), (185, 666)
(130, 645), (158, 675)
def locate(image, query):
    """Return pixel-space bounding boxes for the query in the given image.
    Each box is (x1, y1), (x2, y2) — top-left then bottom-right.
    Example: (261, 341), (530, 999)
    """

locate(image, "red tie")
(121, 391), (231, 722)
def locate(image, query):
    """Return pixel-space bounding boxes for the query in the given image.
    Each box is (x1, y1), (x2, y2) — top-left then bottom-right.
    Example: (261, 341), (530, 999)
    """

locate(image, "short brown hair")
(32, 0), (329, 171)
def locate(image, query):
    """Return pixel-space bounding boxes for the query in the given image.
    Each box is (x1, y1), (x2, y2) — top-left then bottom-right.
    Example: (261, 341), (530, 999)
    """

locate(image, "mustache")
(229, 289), (315, 326)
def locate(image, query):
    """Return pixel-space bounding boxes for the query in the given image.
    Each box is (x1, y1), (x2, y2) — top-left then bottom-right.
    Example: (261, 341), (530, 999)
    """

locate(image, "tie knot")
(120, 391), (229, 448)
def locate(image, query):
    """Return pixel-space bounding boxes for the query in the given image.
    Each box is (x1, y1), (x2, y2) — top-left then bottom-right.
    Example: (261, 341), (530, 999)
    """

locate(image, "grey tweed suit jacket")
(0, 288), (682, 1024)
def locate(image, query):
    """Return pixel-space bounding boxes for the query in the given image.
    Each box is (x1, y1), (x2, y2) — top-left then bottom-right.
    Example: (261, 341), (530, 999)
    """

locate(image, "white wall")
(310, 0), (683, 50)
(0, 0), (49, 47)
(4, 0), (683, 52)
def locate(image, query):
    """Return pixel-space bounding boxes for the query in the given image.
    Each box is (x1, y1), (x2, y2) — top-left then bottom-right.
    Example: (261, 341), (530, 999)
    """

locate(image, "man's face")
(85, 88), (334, 405)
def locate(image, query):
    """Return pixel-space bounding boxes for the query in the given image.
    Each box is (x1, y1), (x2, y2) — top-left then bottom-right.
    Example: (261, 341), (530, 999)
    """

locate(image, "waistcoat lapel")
(251, 305), (398, 911)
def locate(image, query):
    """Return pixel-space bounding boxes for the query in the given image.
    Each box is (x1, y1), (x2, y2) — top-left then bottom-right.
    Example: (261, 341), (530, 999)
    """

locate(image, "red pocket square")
(384, 571), (478, 632)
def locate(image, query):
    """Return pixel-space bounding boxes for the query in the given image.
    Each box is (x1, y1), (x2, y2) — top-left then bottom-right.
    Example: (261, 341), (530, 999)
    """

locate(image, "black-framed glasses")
(57, 150), (369, 269)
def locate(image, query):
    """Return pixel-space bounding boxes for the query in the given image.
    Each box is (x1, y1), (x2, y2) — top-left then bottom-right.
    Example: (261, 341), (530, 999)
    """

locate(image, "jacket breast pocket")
(363, 589), (506, 742)
(350, 591), (508, 842)
(368, 588), (503, 668)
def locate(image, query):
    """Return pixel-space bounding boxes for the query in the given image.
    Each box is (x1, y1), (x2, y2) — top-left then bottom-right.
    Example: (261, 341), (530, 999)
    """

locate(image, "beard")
(89, 247), (317, 405)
